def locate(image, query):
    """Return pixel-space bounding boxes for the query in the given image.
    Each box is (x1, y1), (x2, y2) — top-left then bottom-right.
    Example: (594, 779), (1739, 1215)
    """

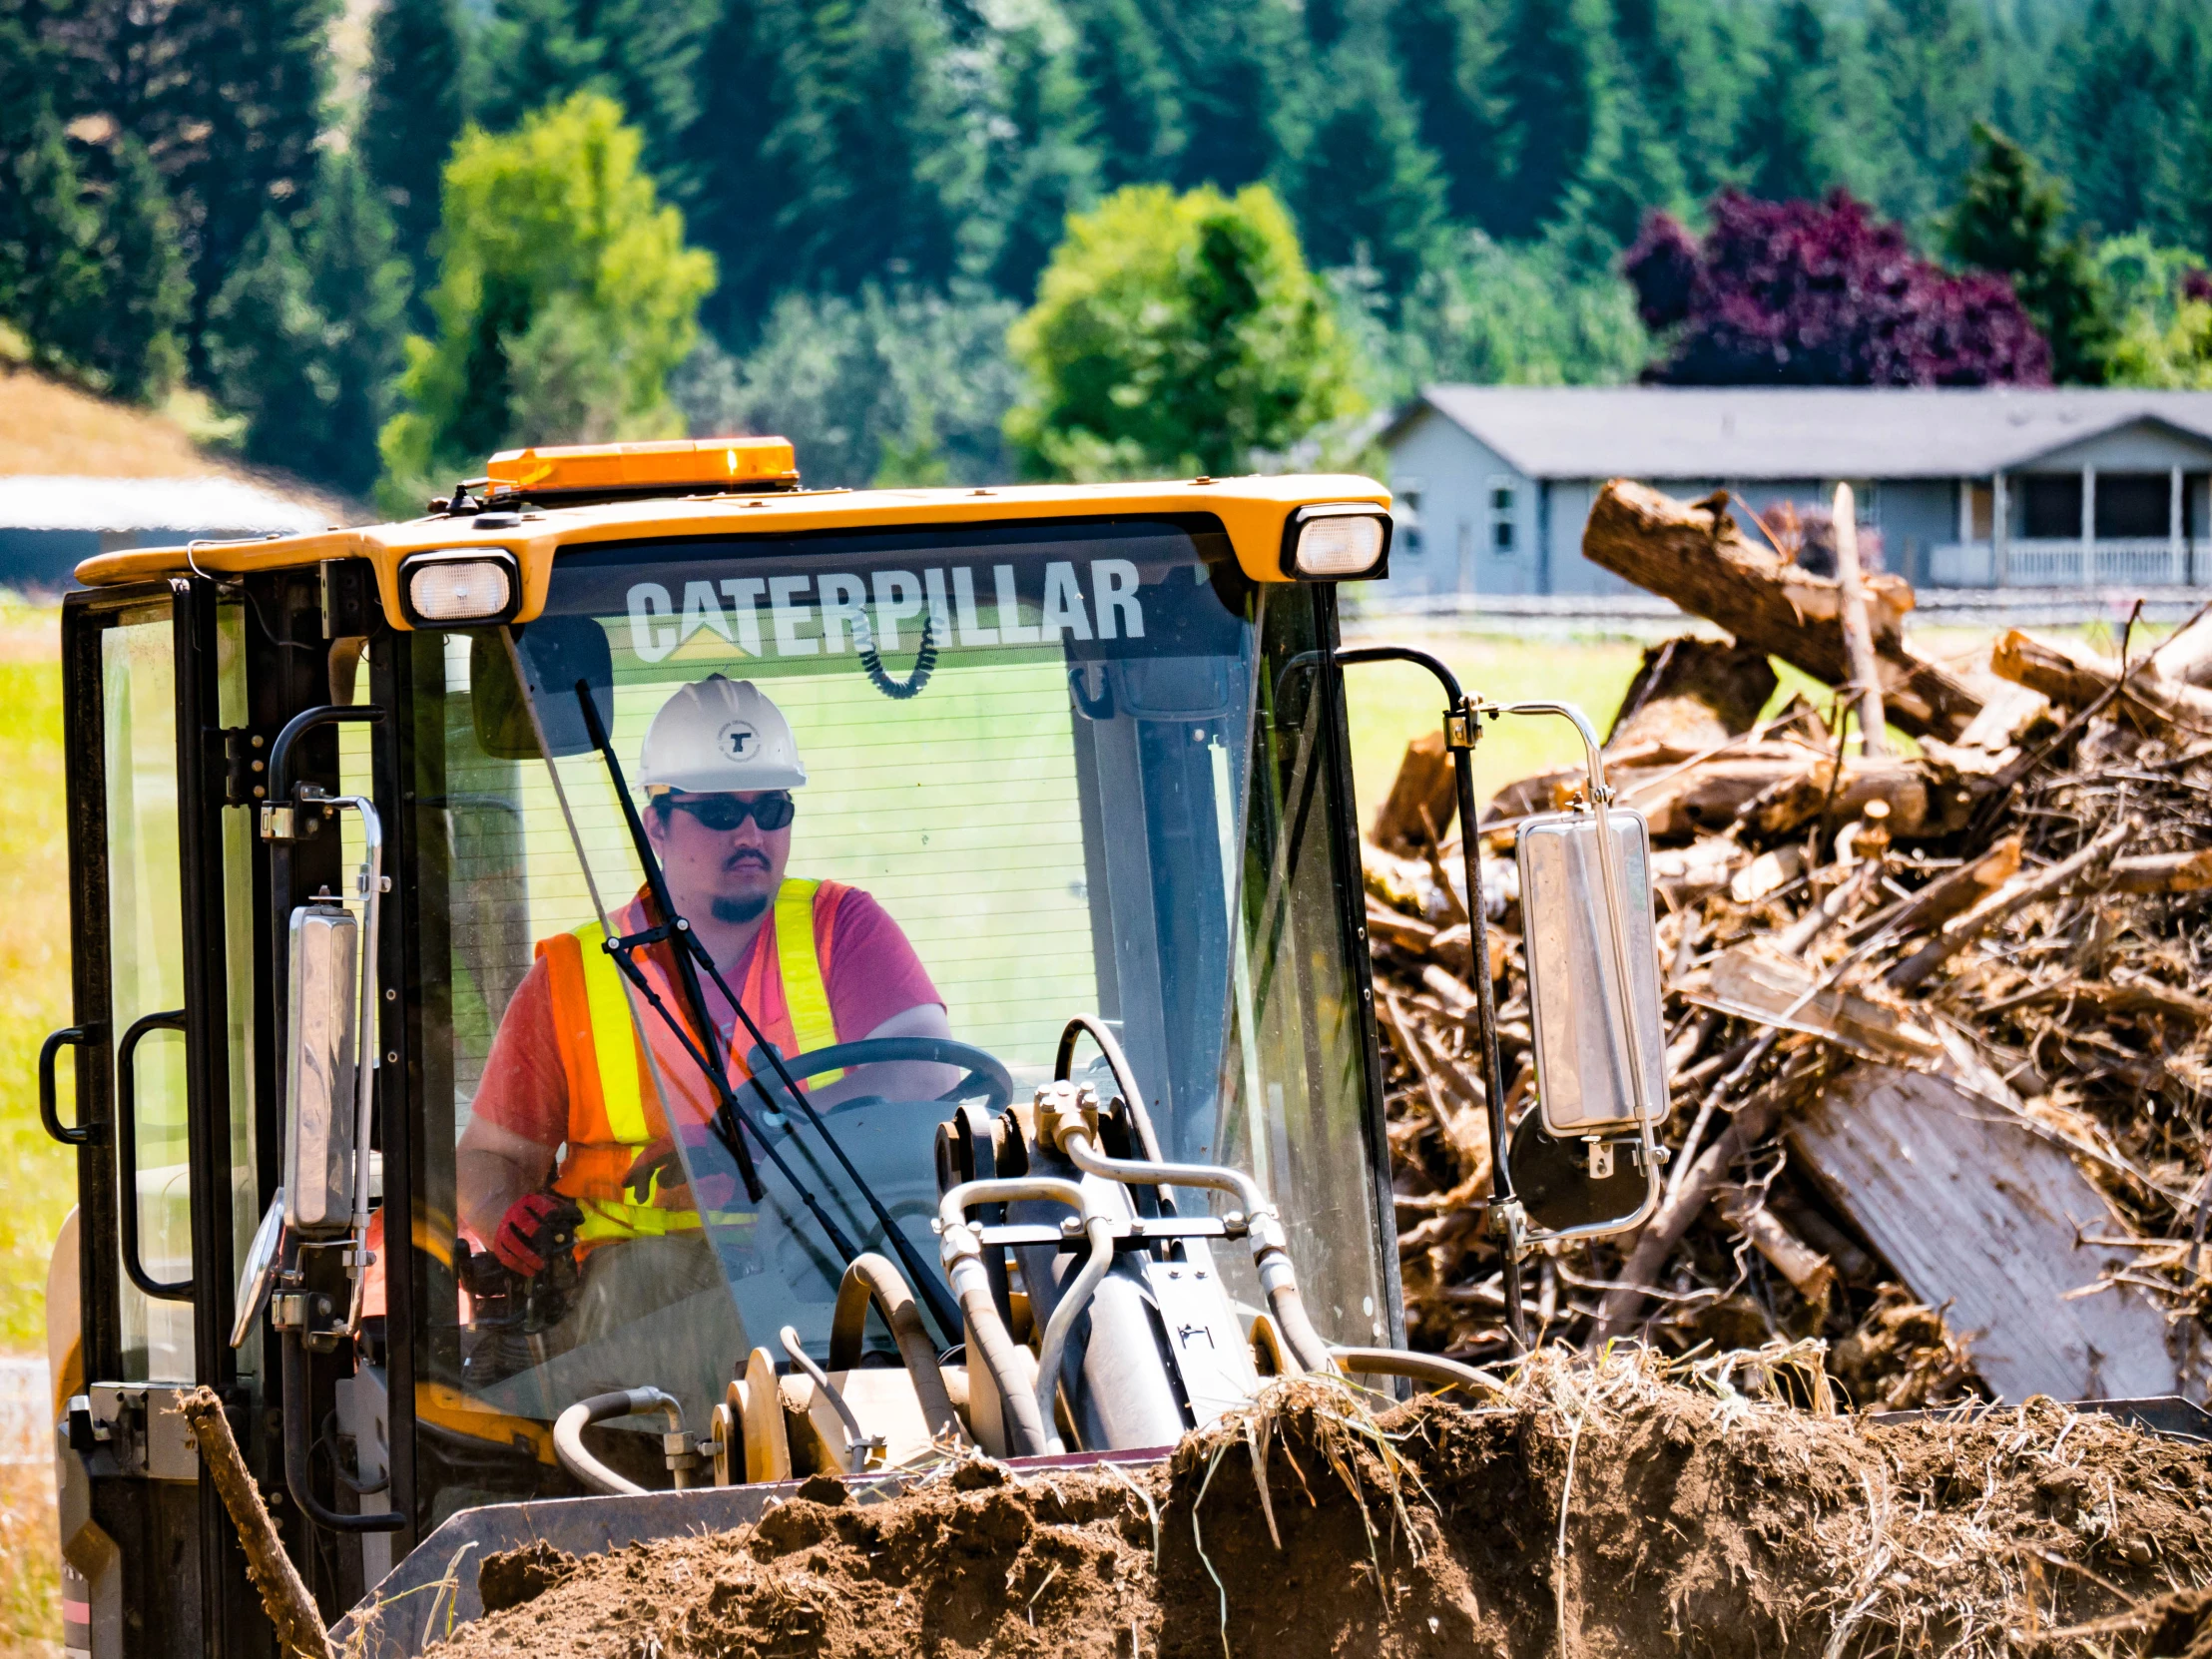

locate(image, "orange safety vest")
(537, 878), (848, 1244)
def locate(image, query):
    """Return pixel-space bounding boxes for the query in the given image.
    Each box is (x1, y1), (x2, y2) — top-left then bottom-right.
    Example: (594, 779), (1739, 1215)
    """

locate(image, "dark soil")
(429, 1365), (2212, 1659)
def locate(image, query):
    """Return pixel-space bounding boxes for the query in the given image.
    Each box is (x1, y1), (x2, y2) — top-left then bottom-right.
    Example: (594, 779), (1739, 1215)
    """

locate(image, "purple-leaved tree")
(1624, 191), (2051, 385)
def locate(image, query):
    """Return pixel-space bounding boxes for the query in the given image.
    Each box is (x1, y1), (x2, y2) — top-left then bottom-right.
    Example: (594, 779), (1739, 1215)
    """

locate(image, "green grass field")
(0, 598), (68, 1657)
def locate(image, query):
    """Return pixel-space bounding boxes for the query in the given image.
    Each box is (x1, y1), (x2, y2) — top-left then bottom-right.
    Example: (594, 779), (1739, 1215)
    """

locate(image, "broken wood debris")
(1368, 477), (2212, 1409)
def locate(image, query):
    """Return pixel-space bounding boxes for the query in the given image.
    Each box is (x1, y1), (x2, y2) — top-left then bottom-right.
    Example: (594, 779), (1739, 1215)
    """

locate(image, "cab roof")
(73, 436), (1390, 627)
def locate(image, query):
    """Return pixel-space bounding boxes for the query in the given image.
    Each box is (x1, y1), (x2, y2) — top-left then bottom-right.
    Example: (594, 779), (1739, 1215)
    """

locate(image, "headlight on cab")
(398, 550), (519, 626)
(1282, 504), (1391, 580)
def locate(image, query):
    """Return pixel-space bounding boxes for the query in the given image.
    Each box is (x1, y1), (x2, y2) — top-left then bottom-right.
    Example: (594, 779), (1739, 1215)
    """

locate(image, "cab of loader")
(41, 438), (1665, 1656)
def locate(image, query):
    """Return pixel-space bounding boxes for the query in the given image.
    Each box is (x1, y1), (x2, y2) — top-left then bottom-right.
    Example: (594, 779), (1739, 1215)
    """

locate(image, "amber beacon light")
(485, 436), (802, 496)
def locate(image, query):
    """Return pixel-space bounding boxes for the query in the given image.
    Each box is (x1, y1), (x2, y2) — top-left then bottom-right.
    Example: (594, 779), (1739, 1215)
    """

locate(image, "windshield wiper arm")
(572, 681), (960, 1345)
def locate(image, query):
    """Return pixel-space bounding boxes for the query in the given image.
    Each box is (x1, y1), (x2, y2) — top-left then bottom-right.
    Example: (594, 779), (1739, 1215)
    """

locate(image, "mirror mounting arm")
(1287, 643), (1527, 1353)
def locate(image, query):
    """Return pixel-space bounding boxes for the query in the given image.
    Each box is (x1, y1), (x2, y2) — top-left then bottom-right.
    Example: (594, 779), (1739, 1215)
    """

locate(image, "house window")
(1488, 478), (1517, 554)
(1395, 485), (1424, 558)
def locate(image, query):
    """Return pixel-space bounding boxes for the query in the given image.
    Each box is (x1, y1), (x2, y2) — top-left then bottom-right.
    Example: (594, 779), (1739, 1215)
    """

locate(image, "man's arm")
(455, 1116), (557, 1241)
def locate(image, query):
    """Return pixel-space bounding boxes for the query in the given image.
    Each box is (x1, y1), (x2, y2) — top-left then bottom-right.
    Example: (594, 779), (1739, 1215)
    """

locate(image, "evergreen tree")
(209, 155), (411, 492)
(1864, 0), (1989, 227)
(1732, 0), (1844, 204)
(477, 0), (718, 178)
(1386, 0), (1502, 227)
(1947, 123), (2115, 383)
(79, 136), (190, 402)
(379, 94), (715, 503)
(165, 0), (340, 374)
(1609, 0), (1734, 198)
(0, 102), (102, 378)
(677, 0), (974, 340)
(1154, 0), (1304, 193)
(985, 27), (1101, 300)
(1006, 183), (1362, 477)
(360, 0), (469, 282)
(1290, 36), (1447, 300)
(2059, 0), (2196, 246)
(1486, 0), (1605, 239)
(1556, 71), (1688, 256)
(1064, 0), (1184, 189)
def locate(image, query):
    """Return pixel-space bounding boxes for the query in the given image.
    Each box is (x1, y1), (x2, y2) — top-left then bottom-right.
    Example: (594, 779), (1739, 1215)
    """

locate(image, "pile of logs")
(1370, 480), (2212, 1407)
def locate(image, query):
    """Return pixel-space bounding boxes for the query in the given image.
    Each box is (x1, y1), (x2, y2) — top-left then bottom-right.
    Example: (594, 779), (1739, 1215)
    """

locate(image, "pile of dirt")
(429, 1358), (2212, 1659)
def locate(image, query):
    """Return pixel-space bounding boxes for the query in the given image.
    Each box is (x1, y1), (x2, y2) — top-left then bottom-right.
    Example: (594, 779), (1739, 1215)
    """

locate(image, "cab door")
(53, 579), (271, 1659)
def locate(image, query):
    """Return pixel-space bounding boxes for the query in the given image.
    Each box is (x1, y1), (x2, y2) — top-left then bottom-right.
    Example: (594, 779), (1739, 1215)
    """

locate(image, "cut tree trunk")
(1990, 628), (2212, 737)
(1581, 481), (1983, 740)
(1605, 635), (1778, 752)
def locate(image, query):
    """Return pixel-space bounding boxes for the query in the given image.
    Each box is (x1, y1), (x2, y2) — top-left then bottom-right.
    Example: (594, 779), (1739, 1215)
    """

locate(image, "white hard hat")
(638, 675), (808, 795)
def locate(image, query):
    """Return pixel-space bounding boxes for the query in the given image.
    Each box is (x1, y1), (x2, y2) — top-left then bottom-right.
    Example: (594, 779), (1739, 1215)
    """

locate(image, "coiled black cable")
(858, 616), (936, 699)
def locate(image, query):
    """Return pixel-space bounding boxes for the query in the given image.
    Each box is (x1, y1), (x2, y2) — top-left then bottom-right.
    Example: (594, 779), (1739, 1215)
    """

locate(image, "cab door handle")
(118, 1009), (194, 1302)
(39, 1026), (99, 1147)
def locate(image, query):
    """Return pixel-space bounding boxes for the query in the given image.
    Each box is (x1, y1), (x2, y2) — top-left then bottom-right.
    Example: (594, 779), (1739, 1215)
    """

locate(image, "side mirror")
(283, 899), (359, 1237)
(1516, 806), (1667, 1138)
(472, 617), (614, 759)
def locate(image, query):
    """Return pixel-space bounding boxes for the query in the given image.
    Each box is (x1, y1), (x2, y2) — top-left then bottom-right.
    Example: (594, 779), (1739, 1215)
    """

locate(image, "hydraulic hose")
(1031, 1214), (1117, 1455)
(553, 1386), (685, 1497)
(782, 1327), (877, 1474)
(829, 1254), (962, 1443)
(936, 1176), (1091, 1457)
(1054, 1016), (1166, 1164)
(280, 1328), (404, 1531)
(1051, 1122), (1336, 1375)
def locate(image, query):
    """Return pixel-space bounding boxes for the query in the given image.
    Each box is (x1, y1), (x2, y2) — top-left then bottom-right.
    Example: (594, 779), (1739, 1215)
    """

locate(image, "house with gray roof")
(1377, 387), (2212, 599)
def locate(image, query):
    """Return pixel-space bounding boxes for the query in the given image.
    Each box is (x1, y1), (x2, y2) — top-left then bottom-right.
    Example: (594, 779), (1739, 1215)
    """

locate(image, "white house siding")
(1382, 409), (1533, 599)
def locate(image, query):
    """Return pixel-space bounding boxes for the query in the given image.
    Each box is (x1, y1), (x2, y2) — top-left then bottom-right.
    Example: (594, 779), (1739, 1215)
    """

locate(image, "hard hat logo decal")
(718, 721), (759, 759)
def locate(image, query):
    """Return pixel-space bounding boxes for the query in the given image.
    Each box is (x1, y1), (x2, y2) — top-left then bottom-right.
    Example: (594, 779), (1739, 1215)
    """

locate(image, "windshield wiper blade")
(571, 681), (961, 1345)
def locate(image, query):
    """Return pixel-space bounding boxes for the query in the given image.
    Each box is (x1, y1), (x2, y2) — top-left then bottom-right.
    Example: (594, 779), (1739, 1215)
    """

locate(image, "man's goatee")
(711, 894), (770, 924)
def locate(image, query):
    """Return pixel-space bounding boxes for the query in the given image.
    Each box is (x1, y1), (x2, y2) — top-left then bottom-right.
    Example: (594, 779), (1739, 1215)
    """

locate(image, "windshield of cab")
(402, 516), (1387, 1490)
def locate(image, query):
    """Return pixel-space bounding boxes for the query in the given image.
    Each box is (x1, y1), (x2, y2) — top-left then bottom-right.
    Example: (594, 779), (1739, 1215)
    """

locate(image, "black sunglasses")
(661, 792), (796, 832)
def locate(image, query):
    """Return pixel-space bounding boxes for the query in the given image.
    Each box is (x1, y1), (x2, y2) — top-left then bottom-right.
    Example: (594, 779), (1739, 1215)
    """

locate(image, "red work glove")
(491, 1192), (580, 1276)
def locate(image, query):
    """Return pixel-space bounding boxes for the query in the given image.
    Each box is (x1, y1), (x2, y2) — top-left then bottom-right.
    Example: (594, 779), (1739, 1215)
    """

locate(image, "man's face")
(644, 791), (794, 924)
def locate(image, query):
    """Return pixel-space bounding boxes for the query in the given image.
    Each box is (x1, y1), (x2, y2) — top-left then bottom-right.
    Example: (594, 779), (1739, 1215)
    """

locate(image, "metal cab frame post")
(55, 577), (271, 1659)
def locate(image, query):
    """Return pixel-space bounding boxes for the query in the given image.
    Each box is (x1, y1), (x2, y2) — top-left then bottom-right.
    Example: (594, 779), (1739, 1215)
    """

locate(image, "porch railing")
(1928, 539), (2198, 588)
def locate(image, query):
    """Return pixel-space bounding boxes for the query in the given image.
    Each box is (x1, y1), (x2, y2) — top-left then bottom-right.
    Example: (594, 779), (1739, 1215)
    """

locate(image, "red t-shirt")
(471, 885), (941, 1150)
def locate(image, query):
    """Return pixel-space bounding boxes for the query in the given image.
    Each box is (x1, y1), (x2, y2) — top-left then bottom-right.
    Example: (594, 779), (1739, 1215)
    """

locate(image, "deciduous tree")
(1627, 189), (2049, 384)
(379, 94), (715, 505)
(1006, 183), (1361, 478)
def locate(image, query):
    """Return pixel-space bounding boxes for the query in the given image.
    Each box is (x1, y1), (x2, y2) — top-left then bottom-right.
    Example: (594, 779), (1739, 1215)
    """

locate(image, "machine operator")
(455, 674), (953, 1342)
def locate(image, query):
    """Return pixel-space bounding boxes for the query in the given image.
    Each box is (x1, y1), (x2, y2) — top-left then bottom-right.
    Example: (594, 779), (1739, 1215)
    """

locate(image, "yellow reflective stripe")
(776, 878), (838, 1062)
(575, 1199), (698, 1239)
(575, 920), (649, 1145)
(574, 1199), (755, 1241)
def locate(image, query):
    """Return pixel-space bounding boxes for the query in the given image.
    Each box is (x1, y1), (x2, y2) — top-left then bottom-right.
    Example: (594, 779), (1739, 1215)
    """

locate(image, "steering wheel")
(742, 1036), (1013, 1115)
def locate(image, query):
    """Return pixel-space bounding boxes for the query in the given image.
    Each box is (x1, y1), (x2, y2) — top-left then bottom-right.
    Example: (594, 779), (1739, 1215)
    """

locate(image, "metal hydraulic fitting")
(663, 1428), (703, 1483)
(1033, 1080), (1099, 1150)
(937, 1219), (983, 1271)
(1242, 1207), (1288, 1255)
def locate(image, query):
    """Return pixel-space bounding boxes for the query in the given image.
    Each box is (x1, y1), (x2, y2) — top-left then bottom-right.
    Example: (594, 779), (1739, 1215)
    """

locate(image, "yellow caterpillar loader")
(40, 439), (1666, 1656)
